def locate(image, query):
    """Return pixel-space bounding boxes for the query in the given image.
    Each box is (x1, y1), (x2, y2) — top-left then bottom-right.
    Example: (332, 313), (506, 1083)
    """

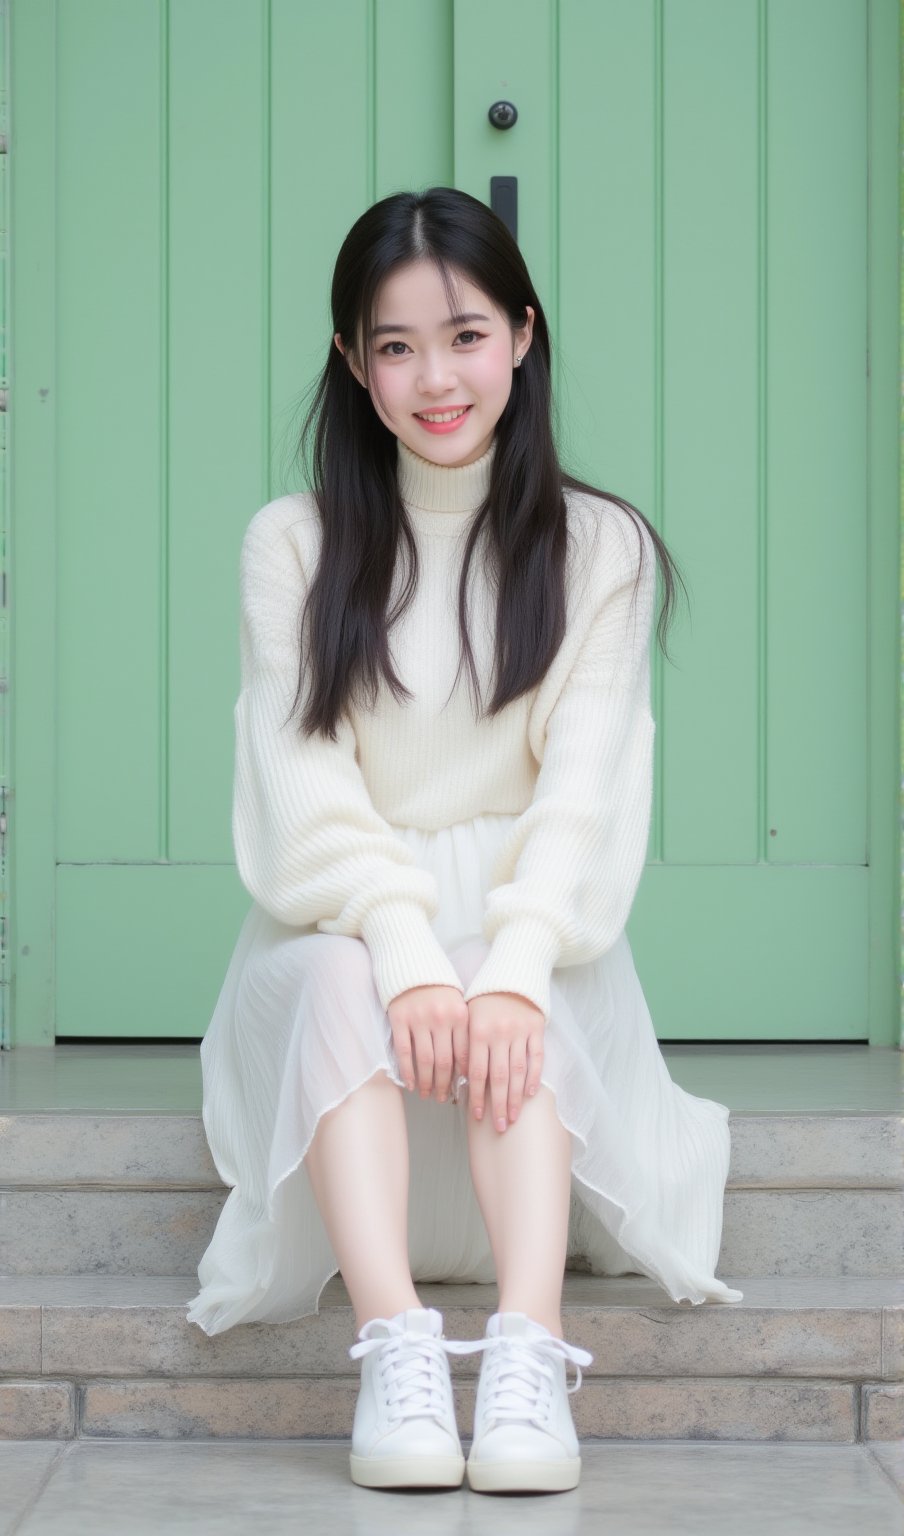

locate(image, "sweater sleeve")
(461, 512), (658, 1027)
(231, 500), (465, 1013)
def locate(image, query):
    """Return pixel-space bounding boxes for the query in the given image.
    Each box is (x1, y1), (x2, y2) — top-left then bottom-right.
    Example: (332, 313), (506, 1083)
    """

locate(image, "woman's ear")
(334, 333), (367, 390)
(515, 306), (535, 363)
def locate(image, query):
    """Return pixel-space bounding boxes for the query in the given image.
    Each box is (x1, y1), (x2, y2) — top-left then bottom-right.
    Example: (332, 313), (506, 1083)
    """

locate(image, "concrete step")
(3, 1106), (902, 1186)
(2, 1109), (902, 1277)
(0, 1272), (901, 1443)
(3, 1183), (903, 1279)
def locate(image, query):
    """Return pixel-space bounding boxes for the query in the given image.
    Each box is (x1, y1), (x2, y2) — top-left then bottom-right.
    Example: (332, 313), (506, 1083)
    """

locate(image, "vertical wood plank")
(865, 0), (901, 1043)
(375, 0), (454, 199)
(55, 0), (163, 859)
(270, 0), (372, 504)
(452, 0), (557, 344)
(660, 0), (761, 863)
(765, 0), (868, 865)
(168, 0), (269, 856)
(9, 0), (57, 1042)
(559, 0), (660, 839)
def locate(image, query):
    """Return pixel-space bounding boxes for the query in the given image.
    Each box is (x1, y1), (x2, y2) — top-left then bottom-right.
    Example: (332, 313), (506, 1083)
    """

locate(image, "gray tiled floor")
(3, 1440), (903, 1535)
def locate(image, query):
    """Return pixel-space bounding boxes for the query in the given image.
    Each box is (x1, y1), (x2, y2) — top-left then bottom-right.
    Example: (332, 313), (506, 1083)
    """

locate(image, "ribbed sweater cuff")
(359, 899), (465, 1013)
(461, 915), (562, 1027)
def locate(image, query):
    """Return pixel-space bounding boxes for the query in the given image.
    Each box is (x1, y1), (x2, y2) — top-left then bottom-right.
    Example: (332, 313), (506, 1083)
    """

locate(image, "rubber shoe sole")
(466, 1452), (582, 1493)
(350, 1447), (465, 1488)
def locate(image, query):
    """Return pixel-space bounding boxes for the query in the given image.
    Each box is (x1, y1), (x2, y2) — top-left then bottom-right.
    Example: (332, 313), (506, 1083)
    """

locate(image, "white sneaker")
(348, 1306), (467, 1488)
(464, 1311), (595, 1493)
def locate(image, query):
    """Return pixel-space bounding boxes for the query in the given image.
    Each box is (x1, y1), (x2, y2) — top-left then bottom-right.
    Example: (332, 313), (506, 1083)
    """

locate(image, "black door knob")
(488, 100), (518, 130)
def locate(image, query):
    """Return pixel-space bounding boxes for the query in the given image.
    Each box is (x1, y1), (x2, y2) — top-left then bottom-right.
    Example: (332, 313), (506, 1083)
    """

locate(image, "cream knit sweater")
(232, 435), (657, 1026)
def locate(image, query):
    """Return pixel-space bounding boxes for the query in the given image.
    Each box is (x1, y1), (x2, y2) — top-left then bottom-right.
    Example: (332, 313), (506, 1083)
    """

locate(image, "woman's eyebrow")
(372, 312), (492, 337)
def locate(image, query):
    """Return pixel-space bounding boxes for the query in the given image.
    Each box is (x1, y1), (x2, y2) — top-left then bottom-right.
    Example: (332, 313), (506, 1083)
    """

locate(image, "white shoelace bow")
(350, 1319), (593, 1430)
(349, 1319), (482, 1425)
(463, 1332), (595, 1429)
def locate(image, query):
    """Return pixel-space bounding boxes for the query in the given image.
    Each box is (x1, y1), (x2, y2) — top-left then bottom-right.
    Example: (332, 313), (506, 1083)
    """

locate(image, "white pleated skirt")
(185, 813), (744, 1336)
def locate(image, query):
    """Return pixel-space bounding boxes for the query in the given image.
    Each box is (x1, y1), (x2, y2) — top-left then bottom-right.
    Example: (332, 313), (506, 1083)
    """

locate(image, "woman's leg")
(466, 1085), (573, 1338)
(304, 1069), (422, 1333)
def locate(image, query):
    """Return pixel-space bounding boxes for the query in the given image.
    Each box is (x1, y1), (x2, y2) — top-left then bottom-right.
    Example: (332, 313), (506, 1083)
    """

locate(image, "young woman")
(186, 186), (744, 1494)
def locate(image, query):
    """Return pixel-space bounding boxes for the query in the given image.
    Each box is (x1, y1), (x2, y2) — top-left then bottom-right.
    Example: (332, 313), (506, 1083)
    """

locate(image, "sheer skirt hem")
(185, 1052), (743, 1339)
(185, 812), (742, 1339)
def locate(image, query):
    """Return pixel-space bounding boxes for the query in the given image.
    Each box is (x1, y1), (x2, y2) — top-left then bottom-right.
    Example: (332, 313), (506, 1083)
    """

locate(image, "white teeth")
(417, 408), (469, 423)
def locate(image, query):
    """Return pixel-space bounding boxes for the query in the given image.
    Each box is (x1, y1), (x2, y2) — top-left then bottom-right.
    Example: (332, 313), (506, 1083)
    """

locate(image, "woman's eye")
(378, 330), (484, 356)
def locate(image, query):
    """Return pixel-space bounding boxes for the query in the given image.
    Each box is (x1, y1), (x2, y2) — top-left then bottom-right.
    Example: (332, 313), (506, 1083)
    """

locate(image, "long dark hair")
(290, 186), (687, 741)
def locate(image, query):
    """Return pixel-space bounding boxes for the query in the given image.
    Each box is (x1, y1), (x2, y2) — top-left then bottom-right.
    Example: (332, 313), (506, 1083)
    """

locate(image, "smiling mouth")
(414, 406), (473, 422)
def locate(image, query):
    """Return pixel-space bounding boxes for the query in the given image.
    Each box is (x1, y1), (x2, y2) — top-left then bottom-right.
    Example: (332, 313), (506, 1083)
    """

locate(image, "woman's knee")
(265, 933), (388, 1076)
(269, 931), (378, 1007)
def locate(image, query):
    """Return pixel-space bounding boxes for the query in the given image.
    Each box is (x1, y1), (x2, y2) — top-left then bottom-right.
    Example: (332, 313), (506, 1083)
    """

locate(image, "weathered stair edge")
(3, 1186), (902, 1278)
(3, 1111), (901, 1189)
(2, 1374), (901, 1444)
(1, 1273), (901, 1443)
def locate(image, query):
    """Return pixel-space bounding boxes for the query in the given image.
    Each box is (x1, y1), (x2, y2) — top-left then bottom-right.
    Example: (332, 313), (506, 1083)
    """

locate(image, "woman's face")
(335, 259), (534, 467)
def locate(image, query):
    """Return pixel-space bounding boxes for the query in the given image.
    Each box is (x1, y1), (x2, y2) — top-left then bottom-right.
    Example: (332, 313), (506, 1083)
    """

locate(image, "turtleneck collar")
(396, 435), (496, 533)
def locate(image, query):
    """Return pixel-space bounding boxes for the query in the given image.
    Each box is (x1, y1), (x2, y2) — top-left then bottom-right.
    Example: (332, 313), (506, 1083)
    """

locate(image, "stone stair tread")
(1, 1270), (901, 1310)
(3, 1048), (902, 1448)
(3, 1108), (901, 1190)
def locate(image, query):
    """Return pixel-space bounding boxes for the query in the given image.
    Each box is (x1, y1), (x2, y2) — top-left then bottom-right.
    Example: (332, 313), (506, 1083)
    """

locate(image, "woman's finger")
(507, 1044), (528, 1123)
(392, 1028), (416, 1092)
(489, 1041), (511, 1133)
(524, 1031), (545, 1101)
(414, 1029), (434, 1097)
(468, 1041), (489, 1121)
(432, 1027), (454, 1102)
(451, 1014), (470, 1089)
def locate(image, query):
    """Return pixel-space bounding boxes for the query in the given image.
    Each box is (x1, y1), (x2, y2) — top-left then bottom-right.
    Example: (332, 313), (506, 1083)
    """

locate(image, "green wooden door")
(10, 0), (899, 1047)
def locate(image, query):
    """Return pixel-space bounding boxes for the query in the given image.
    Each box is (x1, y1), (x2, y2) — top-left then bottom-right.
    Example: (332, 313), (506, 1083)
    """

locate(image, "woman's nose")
(418, 359), (457, 391)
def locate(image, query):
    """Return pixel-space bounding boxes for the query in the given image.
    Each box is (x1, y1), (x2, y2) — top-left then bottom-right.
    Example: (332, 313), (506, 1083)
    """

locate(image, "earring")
(515, 354), (522, 366)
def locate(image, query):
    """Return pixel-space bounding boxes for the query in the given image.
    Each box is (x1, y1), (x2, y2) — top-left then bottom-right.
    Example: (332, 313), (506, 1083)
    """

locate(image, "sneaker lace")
(349, 1321), (476, 1426)
(467, 1333), (594, 1429)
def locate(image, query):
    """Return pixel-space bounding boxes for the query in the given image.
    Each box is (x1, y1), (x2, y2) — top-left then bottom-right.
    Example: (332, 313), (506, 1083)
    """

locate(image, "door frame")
(5, 0), (902, 1047)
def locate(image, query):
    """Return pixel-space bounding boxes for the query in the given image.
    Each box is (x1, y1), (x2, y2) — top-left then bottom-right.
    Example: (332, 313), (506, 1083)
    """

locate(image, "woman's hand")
(465, 992), (546, 1132)
(387, 985), (470, 1104)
